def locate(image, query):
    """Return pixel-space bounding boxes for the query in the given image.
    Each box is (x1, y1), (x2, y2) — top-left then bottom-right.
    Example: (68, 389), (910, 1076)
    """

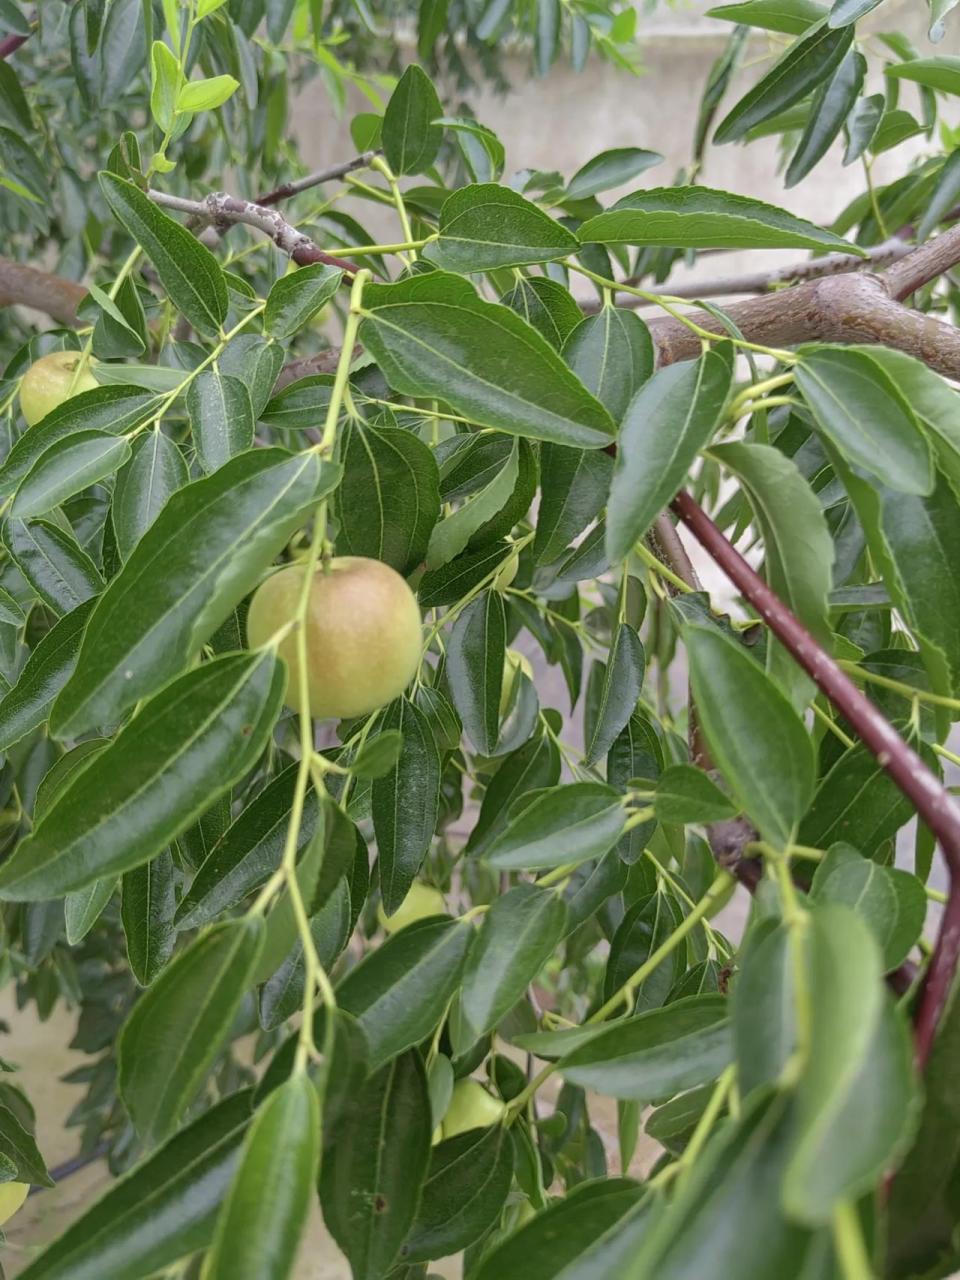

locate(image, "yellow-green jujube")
(246, 556), (422, 719)
(0, 1181), (28, 1226)
(441, 1079), (506, 1139)
(19, 351), (98, 426)
(377, 881), (446, 934)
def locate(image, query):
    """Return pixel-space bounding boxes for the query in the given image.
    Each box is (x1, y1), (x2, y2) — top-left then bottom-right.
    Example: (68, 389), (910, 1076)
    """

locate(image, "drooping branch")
(671, 489), (960, 1068)
(147, 189), (359, 275)
(0, 258), (86, 324)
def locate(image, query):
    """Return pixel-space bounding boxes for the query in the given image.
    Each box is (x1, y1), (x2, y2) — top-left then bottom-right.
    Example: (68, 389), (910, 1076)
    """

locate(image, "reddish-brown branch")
(256, 152), (379, 207)
(672, 490), (960, 1068)
(0, 29), (30, 60)
(0, 259), (86, 324)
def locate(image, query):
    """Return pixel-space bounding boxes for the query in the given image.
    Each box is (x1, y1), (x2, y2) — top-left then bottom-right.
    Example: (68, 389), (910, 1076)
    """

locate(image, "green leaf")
(798, 743), (915, 859)
(112, 429), (189, 560)
(565, 148), (663, 200)
(465, 729), (560, 856)
(607, 712), (662, 862)
(382, 64), (442, 176)
(458, 883), (566, 1046)
(918, 150), (960, 242)
(472, 1178), (648, 1280)
(843, 92), (884, 163)
(176, 765), (317, 930)
(606, 348), (732, 562)
(563, 308), (654, 423)
(264, 264), (343, 339)
(12, 430), (131, 519)
(423, 184), (578, 273)
(655, 764), (737, 825)
(886, 56), (960, 94)
(605, 890), (684, 1010)
(499, 275), (583, 349)
(685, 625), (815, 849)
(0, 652), (284, 900)
(337, 421), (439, 574)
(445, 590), (505, 757)
(785, 49), (864, 186)
(337, 916), (473, 1070)
(782, 902), (919, 1222)
(401, 1125), (514, 1263)
(929, 0), (960, 40)
(707, 0), (827, 34)
(484, 782), (626, 871)
(584, 624), (644, 766)
(711, 441), (833, 705)
(3, 518), (104, 615)
(534, 445), (613, 566)
(347, 729), (404, 780)
(810, 843), (926, 970)
(176, 73), (239, 112)
(15, 1092), (253, 1280)
(119, 918), (264, 1146)
(99, 173), (228, 337)
(733, 923), (795, 1098)
(0, 1103), (53, 1186)
(51, 448), (329, 739)
(65, 876), (117, 944)
(426, 438), (519, 570)
(122, 850), (177, 986)
(372, 697), (441, 914)
(259, 375), (334, 432)
(205, 1074), (319, 1280)
(560, 995), (731, 1100)
(150, 38), (179, 132)
(579, 186), (862, 254)
(535, 0), (559, 75)
(0, 599), (93, 752)
(360, 272), (616, 448)
(186, 369), (255, 473)
(714, 21), (854, 143)
(320, 1051), (431, 1280)
(828, 0), (882, 21)
(795, 345), (933, 495)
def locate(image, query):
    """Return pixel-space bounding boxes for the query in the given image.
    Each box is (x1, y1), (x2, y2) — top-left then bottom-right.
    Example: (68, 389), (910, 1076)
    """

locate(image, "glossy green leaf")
(382, 64), (442, 175)
(485, 781), (626, 871)
(499, 275), (583, 349)
(337, 916), (473, 1069)
(320, 1050), (431, 1280)
(458, 883), (566, 1046)
(565, 148), (663, 200)
(12, 431), (132, 519)
(372, 697), (441, 914)
(563, 308), (654, 423)
(119, 917), (264, 1146)
(886, 56), (960, 94)
(186, 368), (255, 473)
(733, 923), (795, 1098)
(259, 883), (352, 1029)
(714, 21), (854, 143)
(264, 263), (342, 339)
(122, 850), (177, 986)
(798, 743), (915, 858)
(360, 272), (616, 448)
(338, 420), (440, 574)
(707, 0), (827, 33)
(426, 438), (519, 570)
(843, 92), (884, 162)
(0, 599), (93, 752)
(64, 876), (116, 945)
(445, 590), (505, 757)
(0, 1101), (53, 1186)
(534, 445), (612, 567)
(795, 345), (933, 495)
(579, 186), (862, 254)
(605, 890), (684, 1012)
(16, 1091), (253, 1280)
(828, 0), (882, 22)
(785, 49), (864, 186)
(111, 429), (189, 561)
(685, 625), (815, 849)
(584, 624), (644, 766)
(810, 844), (925, 971)
(0, 652), (284, 900)
(606, 348), (732, 561)
(176, 72), (239, 112)
(4, 518), (104, 615)
(465, 729), (561, 856)
(205, 1074), (319, 1280)
(100, 173), (228, 336)
(560, 995), (731, 1100)
(401, 1125), (514, 1263)
(424, 184), (578, 272)
(607, 712), (662, 862)
(655, 764), (737, 825)
(51, 448), (328, 738)
(259, 375), (334, 433)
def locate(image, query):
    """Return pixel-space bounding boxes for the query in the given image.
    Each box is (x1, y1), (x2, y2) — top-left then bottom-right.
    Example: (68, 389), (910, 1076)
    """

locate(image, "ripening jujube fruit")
(246, 556), (422, 719)
(19, 351), (98, 426)
(441, 1079), (506, 1139)
(377, 881), (446, 934)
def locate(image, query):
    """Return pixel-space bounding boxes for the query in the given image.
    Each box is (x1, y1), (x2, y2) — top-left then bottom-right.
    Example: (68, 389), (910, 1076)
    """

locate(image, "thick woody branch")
(148, 189), (358, 275)
(672, 489), (960, 1069)
(0, 258), (86, 324)
(884, 222), (960, 301)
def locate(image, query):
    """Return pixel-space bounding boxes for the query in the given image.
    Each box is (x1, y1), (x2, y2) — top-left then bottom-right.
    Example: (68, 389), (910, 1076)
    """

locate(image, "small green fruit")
(19, 351), (98, 426)
(377, 881), (446, 934)
(492, 549), (519, 591)
(246, 556), (422, 719)
(441, 1079), (506, 1139)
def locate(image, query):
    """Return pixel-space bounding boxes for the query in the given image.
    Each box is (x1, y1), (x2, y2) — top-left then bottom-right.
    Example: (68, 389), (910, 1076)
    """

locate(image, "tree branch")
(671, 489), (960, 1069)
(256, 151), (380, 207)
(0, 258), (86, 324)
(884, 222), (960, 301)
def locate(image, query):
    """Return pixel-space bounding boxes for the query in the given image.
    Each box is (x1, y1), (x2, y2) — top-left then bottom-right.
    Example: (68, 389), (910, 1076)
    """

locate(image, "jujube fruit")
(0, 1182), (28, 1226)
(377, 881), (446, 934)
(441, 1079), (506, 1138)
(246, 556), (422, 719)
(19, 351), (98, 426)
